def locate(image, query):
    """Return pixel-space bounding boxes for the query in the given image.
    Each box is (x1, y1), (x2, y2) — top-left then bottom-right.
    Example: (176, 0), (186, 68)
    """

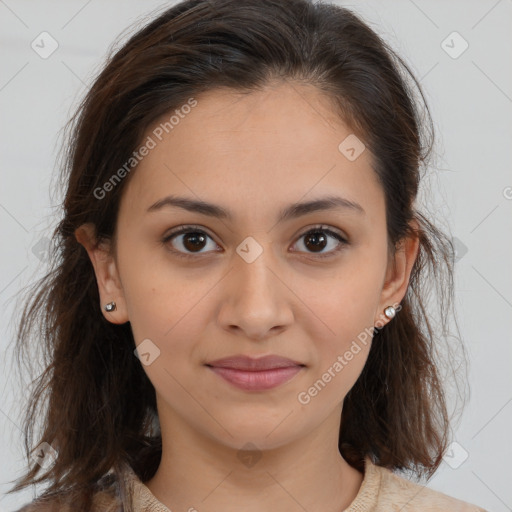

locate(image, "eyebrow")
(146, 194), (365, 222)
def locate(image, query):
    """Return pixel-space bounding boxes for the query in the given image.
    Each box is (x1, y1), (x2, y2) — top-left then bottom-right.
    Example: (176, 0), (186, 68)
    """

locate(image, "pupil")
(184, 233), (206, 251)
(305, 232), (326, 252)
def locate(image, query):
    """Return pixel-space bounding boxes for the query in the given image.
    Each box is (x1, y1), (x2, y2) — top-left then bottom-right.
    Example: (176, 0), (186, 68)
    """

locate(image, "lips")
(205, 355), (305, 391)
(206, 354), (305, 371)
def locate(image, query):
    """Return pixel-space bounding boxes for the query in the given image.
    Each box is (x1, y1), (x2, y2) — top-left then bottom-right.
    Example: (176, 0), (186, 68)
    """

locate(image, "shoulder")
(373, 463), (488, 511)
(13, 474), (122, 512)
(14, 491), (120, 512)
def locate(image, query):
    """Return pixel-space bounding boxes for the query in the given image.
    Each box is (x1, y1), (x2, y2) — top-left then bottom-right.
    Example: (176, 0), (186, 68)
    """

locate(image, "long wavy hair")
(7, 0), (467, 510)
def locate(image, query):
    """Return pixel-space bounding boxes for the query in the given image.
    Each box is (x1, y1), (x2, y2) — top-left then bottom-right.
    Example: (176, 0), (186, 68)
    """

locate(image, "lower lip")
(207, 365), (303, 391)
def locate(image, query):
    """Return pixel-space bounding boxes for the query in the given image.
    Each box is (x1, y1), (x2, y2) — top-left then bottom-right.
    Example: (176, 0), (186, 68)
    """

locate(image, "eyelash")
(161, 224), (349, 260)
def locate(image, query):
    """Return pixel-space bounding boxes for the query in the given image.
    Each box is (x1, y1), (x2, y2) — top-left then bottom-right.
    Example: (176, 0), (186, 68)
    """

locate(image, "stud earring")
(384, 305), (396, 319)
(104, 301), (117, 312)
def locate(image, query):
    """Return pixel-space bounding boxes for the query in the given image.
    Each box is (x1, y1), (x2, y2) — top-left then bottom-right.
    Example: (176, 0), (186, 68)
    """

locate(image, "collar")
(123, 456), (381, 512)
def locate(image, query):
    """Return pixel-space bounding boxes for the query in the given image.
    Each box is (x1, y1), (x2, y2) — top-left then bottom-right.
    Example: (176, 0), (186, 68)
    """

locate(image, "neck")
(145, 402), (364, 512)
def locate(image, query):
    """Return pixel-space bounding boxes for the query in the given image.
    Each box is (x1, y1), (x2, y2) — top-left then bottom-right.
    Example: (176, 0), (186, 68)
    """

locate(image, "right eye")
(161, 225), (220, 259)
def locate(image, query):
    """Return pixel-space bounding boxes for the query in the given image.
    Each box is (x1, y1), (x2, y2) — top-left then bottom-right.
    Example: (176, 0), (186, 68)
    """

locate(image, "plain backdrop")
(1, 1), (511, 511)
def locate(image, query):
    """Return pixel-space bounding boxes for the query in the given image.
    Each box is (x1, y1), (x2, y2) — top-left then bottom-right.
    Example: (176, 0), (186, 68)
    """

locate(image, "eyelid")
(162, 223), (349, 259)
(292, 224), (348, 244)
(290, 225), (348, 259)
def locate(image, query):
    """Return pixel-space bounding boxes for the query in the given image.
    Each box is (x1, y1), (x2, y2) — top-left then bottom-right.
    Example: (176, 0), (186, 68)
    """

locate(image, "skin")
(76, 81), (419, 512)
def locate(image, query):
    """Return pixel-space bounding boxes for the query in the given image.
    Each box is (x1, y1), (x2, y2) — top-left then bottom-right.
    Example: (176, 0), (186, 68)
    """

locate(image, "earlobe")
(74, 223), (129, 324)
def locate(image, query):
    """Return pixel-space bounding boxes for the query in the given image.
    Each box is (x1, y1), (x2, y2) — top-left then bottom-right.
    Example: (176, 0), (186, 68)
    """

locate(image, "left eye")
(162, 225), (348, 259)
(292, 226), (348, 258)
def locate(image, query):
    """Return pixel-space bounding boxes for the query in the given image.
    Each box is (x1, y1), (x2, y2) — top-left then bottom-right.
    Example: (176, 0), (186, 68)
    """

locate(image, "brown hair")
(8, 0), (466, 510)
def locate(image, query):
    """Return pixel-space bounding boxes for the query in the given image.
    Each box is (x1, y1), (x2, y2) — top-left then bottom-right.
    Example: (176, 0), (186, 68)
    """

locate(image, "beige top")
(19, 456), (488, 511)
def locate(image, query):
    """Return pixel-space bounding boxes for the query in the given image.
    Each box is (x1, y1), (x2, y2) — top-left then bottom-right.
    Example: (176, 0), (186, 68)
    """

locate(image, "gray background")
(1, 0), (511, 510)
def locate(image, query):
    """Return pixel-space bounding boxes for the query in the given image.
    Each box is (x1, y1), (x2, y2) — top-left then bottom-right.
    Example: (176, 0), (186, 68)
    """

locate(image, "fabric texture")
(17, 456), (488, 511)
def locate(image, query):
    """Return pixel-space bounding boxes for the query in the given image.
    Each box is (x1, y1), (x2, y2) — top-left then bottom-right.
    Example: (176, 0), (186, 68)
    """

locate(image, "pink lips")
(206, 355), (305, 391)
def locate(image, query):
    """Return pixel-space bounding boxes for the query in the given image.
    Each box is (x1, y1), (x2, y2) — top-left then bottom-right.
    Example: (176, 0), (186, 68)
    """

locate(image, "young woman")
(8, 0), (487, 510)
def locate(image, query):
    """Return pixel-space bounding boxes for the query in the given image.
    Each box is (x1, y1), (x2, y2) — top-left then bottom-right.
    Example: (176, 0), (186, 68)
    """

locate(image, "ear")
(374, 219), (420, 327)
(74, 223), (129, 324)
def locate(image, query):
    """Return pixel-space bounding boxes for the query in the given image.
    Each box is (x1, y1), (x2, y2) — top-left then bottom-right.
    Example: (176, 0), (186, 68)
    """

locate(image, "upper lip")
(206, 355), (305, 371)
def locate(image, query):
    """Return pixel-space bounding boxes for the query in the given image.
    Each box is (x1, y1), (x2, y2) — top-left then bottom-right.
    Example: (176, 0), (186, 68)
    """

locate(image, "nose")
(217, 244), (294, 341)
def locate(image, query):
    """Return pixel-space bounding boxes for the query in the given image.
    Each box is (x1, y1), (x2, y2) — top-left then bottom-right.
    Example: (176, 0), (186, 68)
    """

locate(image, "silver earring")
(104, 301), (117, 312)
(384, 306), (396, 319)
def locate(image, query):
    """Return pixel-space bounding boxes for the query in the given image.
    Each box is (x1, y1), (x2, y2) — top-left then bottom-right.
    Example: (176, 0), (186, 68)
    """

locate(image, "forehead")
(120, 82), (384, 223)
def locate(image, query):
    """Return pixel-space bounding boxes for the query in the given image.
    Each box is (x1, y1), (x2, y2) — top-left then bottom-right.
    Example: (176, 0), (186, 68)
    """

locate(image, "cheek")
(306, 296), (374, 398)
(124, 272), (212, 405)
(294, 285), (376, 410)
(124, 271), (212, 351)
(116, 231), (208, 339)
(294, 252), (385, 390)
(297, 255), (385, 337)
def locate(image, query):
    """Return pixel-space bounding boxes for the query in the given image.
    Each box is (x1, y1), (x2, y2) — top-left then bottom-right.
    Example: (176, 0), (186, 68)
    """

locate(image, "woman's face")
(78, 81), (417, 451)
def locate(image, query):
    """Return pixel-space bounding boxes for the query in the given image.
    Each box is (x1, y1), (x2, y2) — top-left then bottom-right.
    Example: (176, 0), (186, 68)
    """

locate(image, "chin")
(201, 414), (306, 451)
